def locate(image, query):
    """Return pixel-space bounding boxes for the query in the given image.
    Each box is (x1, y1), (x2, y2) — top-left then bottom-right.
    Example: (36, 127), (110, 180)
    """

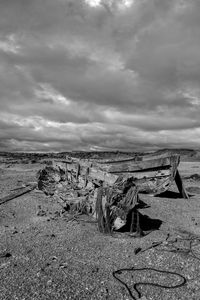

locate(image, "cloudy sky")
(1, 0), (200, 152)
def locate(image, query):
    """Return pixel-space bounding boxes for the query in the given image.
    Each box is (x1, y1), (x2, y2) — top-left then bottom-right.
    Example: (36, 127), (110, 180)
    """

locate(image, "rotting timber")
(37, 151), (188, 235)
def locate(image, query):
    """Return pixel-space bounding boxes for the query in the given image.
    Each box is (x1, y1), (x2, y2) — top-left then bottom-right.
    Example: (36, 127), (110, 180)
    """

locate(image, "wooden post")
(175, 169), (189, 199)
(130, 209), (136, 232)
(135, 210), (144, 237)
(65, 162), (68, 181)
(130, 208), (144, 237)
(76, 163), (80, 182)
(96, 187), (105, 233)
(84, 167), (89, 187)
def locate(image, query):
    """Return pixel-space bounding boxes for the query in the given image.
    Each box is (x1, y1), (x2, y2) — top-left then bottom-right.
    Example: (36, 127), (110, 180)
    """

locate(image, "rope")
(113, 267), (186, 300)
(112, 233), (200, 299)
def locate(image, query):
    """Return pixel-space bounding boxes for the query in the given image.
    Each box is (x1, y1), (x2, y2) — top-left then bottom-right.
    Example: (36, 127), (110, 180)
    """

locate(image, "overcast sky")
(0, 0), (200, 152)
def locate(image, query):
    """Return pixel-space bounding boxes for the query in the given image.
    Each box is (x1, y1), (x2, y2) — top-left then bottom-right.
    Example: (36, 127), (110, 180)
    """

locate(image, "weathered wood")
(63, 195), (94, 215)
(76, 163), (80, 181)
(50, 152), (185, 197)
(65, 155), (181, 195)
(65, 155), (179, 176)
(135, 177), (173, 195)
(89, 168), (118, 185)
(10, 182), (37, 192)
(130, 209), (144, 236)
(67, 161), (171, 182)
(67, 163), (118, 186)
(122, 169), (171, 180)
(11, 185), (26, 191)
(175, 169), (189, 199)
(79, 151), (178, 164)
(65, 196), (87, 204)
(84, 167), (89, 187)
(96, 155), (180, 173)
(96, 185), (142, 233)
(0, 184), (36, 205)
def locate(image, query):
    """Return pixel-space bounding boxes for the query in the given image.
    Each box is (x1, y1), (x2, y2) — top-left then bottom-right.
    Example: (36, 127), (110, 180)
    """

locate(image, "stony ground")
(0, 159), (200, 300)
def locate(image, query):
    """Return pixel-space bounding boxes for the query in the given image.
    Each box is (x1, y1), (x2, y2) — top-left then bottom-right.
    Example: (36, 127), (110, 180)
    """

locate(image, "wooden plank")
(96, 155), (180, 173)
(122, 169), (171, 180)
(0, 184), (36, 205)
(86, 151), (179, 163)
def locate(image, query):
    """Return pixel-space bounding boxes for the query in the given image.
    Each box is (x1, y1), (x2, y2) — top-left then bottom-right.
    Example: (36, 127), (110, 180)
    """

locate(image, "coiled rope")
(112, 234), (200, 299)
(113, 267), (186, 300)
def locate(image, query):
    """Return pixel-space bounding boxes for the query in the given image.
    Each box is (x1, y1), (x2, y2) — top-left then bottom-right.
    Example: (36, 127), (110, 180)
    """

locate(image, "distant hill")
(1, 148), (200, 162)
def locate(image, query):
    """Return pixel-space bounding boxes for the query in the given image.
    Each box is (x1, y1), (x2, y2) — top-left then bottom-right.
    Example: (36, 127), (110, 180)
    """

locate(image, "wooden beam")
(0, 184), (36, 205)
(175, 169), (189, 199)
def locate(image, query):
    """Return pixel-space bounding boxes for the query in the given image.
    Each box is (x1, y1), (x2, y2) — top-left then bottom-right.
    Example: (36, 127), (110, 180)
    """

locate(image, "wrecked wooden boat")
(37, 151), (188, 234)
(54, 151), (188, 198)
(100, 152), (188, 197)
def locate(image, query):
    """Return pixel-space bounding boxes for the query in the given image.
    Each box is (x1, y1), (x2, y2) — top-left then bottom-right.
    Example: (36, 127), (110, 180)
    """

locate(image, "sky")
(1, 0), (200, 152)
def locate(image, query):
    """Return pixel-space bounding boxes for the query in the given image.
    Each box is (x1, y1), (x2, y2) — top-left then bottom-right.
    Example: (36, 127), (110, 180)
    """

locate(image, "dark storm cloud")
(1, 0), (200, 151)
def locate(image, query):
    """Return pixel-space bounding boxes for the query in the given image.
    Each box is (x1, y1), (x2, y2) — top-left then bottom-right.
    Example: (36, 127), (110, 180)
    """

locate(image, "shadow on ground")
(156, 190), (194, 198)
(139, 213), (163, 231)
(156, 190), (182, 198)
(118, 207), (162, 233)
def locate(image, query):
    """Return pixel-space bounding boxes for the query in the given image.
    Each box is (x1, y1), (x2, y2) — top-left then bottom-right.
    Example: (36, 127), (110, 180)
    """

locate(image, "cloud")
(0, 0), (200, 151)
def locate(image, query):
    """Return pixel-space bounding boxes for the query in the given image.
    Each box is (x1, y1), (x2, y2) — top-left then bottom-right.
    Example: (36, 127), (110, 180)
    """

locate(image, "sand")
(0, 157), (200, 299)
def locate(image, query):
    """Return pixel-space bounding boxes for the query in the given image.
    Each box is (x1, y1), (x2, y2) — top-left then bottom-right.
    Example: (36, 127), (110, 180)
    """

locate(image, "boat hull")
(96, 154), (180, 195)
(53, 153), (180, 196)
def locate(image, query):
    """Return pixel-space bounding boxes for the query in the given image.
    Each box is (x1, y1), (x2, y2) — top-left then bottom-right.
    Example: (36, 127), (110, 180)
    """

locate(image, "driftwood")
(0, 184), (36, 205)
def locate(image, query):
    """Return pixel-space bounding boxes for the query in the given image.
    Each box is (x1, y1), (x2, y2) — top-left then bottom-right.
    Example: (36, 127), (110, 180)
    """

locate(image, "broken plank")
(10, 182), (37, 192)
(0, 184), (36, 205)
(10, 185), (26, 191)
